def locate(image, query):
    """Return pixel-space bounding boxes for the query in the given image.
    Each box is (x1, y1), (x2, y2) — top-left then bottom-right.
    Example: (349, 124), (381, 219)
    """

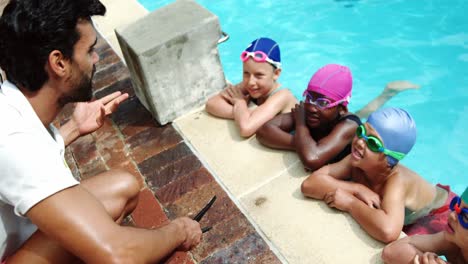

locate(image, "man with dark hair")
(0, 0), (202, 262)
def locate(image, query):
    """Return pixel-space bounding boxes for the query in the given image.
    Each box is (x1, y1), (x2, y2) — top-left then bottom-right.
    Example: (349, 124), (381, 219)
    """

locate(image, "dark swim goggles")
(449, 196), (468, 229)
(356, 125), (406, 161)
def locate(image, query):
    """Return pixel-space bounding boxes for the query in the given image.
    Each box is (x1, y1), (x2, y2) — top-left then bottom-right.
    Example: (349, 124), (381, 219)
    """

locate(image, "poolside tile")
(155, 167), (214, 206)
(95, 131), (127, 168)
(92, 61), (130, 90)
(69, 134), (99, 166)
(126, 125), (183, 164)
(164, 182), (238, 226)
(145, 154), (202, 191)
(77, 157), (108, 180)
(94, 77), (136, 99)
(65, 148), (81, 181)
(131, 188), (169, 228)
(112, 96), (156, 138)
(139, 143), (203, 190)
(140, 142), (193, 168)
(93, 118), (118, 141)
(249, 250), (282, 264)
(95, 47), (121, 72)
(163, 252), (195, 264)
(198, 233), (270, 264)
(191, 211), (255, 261)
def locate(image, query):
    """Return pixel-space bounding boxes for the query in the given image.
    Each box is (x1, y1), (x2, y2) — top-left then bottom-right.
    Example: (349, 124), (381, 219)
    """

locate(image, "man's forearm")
(118, 222), (186, 263)
(59, 120), (81, 146)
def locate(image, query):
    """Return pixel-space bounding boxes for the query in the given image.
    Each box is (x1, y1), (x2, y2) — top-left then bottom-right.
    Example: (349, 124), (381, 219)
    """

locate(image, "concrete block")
(115, 0), (226, 125)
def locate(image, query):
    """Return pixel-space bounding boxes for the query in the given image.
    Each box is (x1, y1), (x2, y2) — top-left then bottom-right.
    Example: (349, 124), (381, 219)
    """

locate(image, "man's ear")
(47, 50), (69, 77)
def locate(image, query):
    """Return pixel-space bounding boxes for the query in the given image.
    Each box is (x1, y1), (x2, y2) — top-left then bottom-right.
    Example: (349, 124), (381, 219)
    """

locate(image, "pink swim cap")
(305, 64), (353, 106)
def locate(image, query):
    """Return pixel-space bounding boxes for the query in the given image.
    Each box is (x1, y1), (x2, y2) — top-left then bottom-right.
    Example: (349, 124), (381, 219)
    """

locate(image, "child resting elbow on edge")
(301, 107), (455, 243)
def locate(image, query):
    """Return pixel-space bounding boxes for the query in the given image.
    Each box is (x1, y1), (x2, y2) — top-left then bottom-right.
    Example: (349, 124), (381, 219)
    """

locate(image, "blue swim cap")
(366, 108), (417, 166)
(245, 37), (281, 64)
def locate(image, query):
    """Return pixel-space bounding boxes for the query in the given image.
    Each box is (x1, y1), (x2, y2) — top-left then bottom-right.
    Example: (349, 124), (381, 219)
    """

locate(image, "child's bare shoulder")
(395, 164), (429, 186)
(270, 88), (295, 99)
(268, 88), (297, 109)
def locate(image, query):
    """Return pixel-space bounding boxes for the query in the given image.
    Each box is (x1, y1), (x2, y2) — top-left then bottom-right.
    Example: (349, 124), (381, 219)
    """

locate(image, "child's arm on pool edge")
(205, 83), (243, 119)
(256, 113), (296, 150)
(327, 174), (406, 243)
(382, 232), (456, 263)
(301, 156), (363, 199)
(232, 89), (296, 137)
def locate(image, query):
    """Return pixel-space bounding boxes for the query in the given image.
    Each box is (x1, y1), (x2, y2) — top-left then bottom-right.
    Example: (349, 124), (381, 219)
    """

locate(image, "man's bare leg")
(6, 169), (141, 263)
(80, 169), (141, 223)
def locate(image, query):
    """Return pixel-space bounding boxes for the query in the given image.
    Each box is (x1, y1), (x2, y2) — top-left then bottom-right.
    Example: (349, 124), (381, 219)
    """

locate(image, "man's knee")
(108, 169), (142, 198)
(83, 169), (141, 221)
(83, 169), (142, 202)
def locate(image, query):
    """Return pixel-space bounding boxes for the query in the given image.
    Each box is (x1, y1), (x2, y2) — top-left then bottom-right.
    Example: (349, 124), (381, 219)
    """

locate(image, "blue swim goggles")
(449, 196), (468, 229)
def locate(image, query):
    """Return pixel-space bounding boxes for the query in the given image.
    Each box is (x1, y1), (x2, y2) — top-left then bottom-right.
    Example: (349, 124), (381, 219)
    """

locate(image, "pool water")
(139, 0), (467, 195)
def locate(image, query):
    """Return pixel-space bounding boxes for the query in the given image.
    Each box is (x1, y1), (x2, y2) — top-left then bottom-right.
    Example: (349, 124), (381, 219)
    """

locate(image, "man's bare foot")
(384, 81), (421, 93)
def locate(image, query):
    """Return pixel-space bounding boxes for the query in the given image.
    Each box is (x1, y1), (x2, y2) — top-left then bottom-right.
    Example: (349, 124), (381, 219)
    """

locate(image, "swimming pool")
(139, 0), (467, 195)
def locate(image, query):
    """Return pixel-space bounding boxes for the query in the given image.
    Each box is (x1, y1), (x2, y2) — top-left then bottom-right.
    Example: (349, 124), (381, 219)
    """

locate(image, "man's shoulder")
(0, 96), (23, 129)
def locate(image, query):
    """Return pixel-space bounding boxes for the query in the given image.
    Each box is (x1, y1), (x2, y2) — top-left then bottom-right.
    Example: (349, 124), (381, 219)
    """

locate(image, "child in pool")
(205, 37), (297, 138)
(301, 108), (453, 243)
(257, 64), (359, 171)
(256, 64), (420, 171)
(206, 37), (419, 140)
(382, 186), (468, 264)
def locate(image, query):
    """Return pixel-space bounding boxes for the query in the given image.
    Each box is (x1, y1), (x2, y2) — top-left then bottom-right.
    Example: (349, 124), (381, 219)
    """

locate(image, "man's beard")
(59, 65), (96, 106)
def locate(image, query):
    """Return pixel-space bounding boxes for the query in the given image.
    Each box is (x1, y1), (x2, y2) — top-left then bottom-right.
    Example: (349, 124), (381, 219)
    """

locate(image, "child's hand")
(354, 186), (381, 209)
(324, 188), (354, 212)
(413, 252), (448, 264)
(292, 103), (306, 126)
(226, 85), (249, 104)
(220, 84), (235, 104)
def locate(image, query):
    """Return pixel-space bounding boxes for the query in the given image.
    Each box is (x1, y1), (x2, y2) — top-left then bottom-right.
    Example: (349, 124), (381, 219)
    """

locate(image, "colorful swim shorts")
(403, 184), (457, 236)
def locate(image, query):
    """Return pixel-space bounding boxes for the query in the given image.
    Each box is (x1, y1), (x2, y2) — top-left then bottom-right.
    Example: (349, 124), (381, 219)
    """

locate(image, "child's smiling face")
(241, 58), (280, 99)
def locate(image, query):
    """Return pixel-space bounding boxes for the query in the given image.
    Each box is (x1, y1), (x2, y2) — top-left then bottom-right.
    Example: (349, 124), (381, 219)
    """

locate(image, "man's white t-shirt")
(0, 81), (79, 259)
